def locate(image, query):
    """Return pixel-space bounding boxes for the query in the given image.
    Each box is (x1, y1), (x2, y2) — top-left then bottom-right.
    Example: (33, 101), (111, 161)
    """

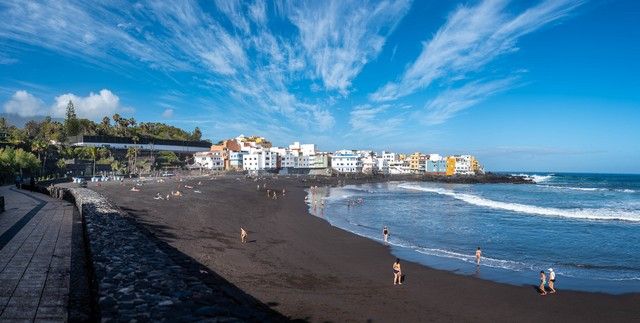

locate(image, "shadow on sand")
(119, 206), (305, 322)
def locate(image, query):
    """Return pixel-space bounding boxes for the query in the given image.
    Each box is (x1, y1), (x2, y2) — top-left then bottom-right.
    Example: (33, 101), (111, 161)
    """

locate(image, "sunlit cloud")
(370, 0), (582, 102)
(286, 0), (412, 93)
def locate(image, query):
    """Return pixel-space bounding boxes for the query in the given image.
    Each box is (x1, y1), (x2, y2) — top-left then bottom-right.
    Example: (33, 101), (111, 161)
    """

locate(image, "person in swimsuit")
(241, 227), (247, 243)
(539, 270), (547, 295)
(393, 258), (402, 285)
(475, 247), (482, 266)
(548, 268), (556, 293)
(383, 226), (389, 243)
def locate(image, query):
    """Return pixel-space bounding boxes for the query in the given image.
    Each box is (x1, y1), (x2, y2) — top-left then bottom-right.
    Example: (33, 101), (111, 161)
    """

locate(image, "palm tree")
(56, 159), (66, 177)
(31, 140), (48, 175)
(126, 147), (136, 174)
(81, 146), (98, 176)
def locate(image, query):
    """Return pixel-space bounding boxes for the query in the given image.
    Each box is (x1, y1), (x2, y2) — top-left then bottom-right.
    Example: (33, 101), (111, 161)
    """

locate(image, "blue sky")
(0, 0), (638, 173)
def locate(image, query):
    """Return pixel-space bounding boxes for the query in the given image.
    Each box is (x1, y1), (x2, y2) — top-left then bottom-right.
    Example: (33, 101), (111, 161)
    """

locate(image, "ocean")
(306, 173), (640, 294)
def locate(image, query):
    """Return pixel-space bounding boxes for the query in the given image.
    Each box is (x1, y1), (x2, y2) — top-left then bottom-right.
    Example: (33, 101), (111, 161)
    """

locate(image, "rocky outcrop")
(54, 187), (285, 322)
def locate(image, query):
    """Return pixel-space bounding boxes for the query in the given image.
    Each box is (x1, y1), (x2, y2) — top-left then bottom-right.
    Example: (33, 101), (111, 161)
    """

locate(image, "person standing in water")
(393, 258), (402, 285)
(475, 247), (482, 266)
(539, 271), (547, 295)
(240, 227), (248, 243)
(548, 268), (556, 293)
(383, 226), (389, 243)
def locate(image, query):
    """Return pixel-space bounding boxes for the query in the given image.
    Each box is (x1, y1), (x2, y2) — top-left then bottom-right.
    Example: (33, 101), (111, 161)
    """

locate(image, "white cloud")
(3, 90), (46, 117)
(420, 78), (516, 125)
(348, 104), (404, 137)
(286, 0), (411, 93)
(161, 108), (174, 118)
(371, 0), (582, 102)
(214, 0), (251, 33)
(249, 0), (267, 25)
(51, 89), (129, 120)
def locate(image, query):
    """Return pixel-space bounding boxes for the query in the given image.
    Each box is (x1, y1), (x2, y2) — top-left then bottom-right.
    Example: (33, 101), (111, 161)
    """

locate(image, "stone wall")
(50, 186), (285, 322)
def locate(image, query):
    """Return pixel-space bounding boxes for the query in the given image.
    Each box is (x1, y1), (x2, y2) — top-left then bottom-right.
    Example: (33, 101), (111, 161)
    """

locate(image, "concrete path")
(0, 186), (74, 322)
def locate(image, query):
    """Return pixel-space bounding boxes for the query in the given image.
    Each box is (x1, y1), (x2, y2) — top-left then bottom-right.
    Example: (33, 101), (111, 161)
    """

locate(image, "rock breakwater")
(53, 187), (285, 322)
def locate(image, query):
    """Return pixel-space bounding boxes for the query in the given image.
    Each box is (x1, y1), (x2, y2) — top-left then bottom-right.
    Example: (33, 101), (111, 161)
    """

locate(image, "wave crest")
(398, 184), (640, 222)
(511, 173), (554, 183)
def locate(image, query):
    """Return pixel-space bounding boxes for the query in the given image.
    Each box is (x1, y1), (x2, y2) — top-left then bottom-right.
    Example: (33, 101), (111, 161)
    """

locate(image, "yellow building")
(409, 152), (421, 172)
(470, 156), (484, 174)
(238, 135), (273, 148)
(446, 156), (456, 176)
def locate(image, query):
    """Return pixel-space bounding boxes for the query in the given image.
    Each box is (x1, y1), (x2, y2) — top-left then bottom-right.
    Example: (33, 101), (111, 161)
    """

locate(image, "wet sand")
(93, 175), (640, 322)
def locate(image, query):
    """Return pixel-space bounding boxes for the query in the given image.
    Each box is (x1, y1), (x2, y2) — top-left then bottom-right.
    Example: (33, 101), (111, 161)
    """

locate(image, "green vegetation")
(0, 147), (40, 183)
(0, 100), (210, 183)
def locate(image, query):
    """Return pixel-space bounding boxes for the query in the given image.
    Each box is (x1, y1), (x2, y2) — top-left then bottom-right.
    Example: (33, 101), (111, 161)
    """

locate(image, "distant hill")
(0, 113), (64, 127)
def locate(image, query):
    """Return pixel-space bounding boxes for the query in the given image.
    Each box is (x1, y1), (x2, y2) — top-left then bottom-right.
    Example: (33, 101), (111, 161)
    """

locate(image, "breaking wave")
(398, 184), (640, 222)
(511, 173), (554, 183)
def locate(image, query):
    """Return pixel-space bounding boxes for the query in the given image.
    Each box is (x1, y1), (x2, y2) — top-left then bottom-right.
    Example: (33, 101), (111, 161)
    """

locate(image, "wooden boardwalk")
(0, 186), (74, 322)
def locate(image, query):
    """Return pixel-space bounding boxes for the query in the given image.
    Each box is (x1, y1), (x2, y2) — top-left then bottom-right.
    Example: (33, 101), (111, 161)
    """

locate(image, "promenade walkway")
(0, 186), (74, 322)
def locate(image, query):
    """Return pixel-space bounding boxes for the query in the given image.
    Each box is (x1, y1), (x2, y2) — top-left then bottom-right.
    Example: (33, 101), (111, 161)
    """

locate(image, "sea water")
(306, 173), (640, 294)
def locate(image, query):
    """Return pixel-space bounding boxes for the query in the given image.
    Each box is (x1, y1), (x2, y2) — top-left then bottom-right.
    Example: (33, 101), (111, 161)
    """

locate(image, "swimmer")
(476, 247), (482, 266)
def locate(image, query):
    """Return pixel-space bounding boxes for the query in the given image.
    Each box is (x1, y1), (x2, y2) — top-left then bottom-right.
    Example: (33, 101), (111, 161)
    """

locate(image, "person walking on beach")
(383, 226), (389, 243)
(393, 258), (402, 285)
(240, 227), (247, 243)
(539, 270), (547, 295)
(475, 247), (482, 266)
(548, 268), (556, 293)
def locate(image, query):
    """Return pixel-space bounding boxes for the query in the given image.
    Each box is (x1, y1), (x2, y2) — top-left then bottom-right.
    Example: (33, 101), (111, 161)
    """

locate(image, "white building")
(377, 158), (389, 174)
(388, 160), (410, 174)
(453, 155), (474, 175)
(229, 151), (244, 170)
(242, 150), (279, 172)
(362, 155), (378, 174)
(193, 151), (224, 170)
(289, 142), (316, 156)
(331, 150), (363, 173)
(382, 151), (399, 163)
(281, 152), (298, 168)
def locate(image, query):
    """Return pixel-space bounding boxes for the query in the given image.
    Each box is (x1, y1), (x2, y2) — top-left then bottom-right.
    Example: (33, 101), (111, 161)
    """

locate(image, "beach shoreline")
(91, 175), (639, 322)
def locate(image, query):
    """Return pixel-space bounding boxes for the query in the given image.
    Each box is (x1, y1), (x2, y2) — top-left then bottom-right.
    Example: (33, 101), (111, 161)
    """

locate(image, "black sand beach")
(92, 175), (640, 322)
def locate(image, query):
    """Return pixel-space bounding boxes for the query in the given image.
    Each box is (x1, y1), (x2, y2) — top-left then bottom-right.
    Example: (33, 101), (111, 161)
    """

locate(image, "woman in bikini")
(539, 270), (547, 295)
(393, 258), (402, 285)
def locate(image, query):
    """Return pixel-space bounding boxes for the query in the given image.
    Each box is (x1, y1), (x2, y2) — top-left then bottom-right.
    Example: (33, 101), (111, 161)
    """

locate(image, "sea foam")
(398, 184), (640, 222)
(511, 173), (554, 183)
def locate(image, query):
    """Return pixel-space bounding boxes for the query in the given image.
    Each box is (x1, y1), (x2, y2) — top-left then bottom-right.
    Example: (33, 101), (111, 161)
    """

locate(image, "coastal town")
(192, 135), (485, 176)
(1, 106), (487, 187)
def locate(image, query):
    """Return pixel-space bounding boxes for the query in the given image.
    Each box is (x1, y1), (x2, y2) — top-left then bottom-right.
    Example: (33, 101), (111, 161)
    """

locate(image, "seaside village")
(192, 134), (484, 176)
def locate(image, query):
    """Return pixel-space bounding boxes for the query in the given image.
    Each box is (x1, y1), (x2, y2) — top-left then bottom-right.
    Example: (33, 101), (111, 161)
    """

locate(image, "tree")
(111, 160), (125, 174)
(126, 146), (137, 174)
(191, 127), (202, 141)
(56, 159), (66, 175)
(100, 116), (111, 135)
(12, 148), (40, 179)
(98, 147), (111, 160)
(0, 117), (7, 131)
(157, 151), (179, 166)
(59, 146), (77, 159)
(24, 120), (42, 138)
(31, 140), (48, 174)
(80, 146), (99, 176)
(64, 100), (81, 137)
